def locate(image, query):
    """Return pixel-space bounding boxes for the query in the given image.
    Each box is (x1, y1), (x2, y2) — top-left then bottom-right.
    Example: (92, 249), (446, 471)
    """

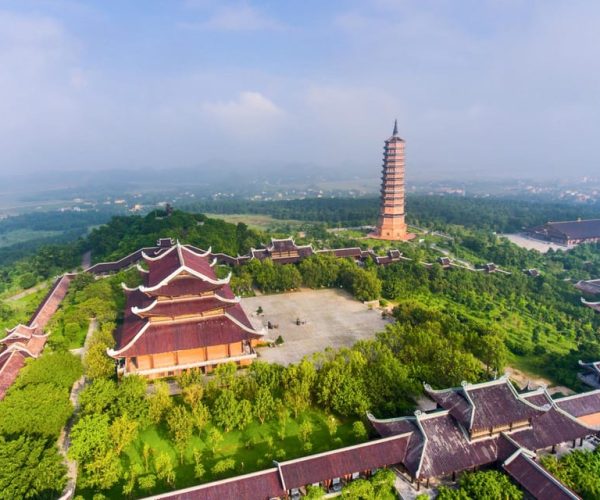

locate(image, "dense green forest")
(86, 211), (265, 263)
(184, 195), (600, 232)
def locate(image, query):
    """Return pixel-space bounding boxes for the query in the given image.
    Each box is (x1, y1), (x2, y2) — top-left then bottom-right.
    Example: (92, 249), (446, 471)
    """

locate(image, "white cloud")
(202, 91), (285, 139)
(184, 4), (284, 32)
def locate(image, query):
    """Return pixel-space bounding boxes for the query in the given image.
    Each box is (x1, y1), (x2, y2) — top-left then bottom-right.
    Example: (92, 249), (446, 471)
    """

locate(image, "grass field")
(204, 213), (303, 231)
(80, 408), (362, 498)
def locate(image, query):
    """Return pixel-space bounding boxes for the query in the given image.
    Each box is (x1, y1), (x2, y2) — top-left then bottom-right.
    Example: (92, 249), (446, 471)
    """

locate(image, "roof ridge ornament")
(393, 119), (398, 136)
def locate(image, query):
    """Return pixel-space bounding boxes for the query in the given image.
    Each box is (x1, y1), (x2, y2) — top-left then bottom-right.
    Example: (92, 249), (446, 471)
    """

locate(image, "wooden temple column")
(572, 439), (577, 448)
(551, 445), (556, 454)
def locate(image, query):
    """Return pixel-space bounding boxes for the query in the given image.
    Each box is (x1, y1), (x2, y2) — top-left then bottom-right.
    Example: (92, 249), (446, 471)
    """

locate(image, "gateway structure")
(109, 242), (264, 378)
(370, 121), (414, 241)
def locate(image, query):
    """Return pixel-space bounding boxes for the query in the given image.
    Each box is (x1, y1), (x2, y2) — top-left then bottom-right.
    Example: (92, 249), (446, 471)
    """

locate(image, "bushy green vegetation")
(0, 352), (82, 499)
(340, 468), (397, 499)
(378, 256), (600, 386)
(541, 448), (600, 498)
(72, 361), (367, 497)
(437, 470), (523, 499)
(86, 210), (264, 263)
(232, 254), (381, 302)
(47, 269), (139, 350)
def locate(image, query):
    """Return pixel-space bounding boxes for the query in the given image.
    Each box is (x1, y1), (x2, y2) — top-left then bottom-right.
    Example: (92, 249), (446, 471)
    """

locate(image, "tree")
(438, 470), (523, 500)
(142, 443), (153, 472)
(137, 474), (157, 491)
(84, 342), (115, 379)
(350, 268), (381, 302)
(115, 375), (148, 422)
(326, 416), (338, 437)
(212, 389), (239, 431)
(19, 272), (37, 290)
(147, 380), (173, 424)
(193, 448), (205, 480)
(0, 383), (73, 438)
(316, 350), (370, 416)
(191, 401), (210, 432)
(207, 427), (223, 454)
(305, 484), (326, 499)
(14, 351), (82, 390)
(83, 448), (123, 490)
(110, 414), (139, 456)
(283, 358), (316, 418)
(79, 378), (118, 415)
(254, 386), (276, 424)
(370, 469), (396, 497)
(212, 458), (235, 476)
(0, 436), (67, 499)
(154, 452), (176, 486)
(352, 421), (367, 441)
(167, 405), (194, 463)
(298, 420), (313, 444)
(541, 449), (600, 499)
(237, 399), (253, 430)
(69, 414), (111, 464)
(341, 478), (374, 499)
(182, 383), (204, 408)
(122, 463), (144, 497)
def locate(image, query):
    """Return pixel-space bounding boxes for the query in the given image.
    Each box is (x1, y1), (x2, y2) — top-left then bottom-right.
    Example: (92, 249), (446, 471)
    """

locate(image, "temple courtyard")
(243, 288), (390, 365)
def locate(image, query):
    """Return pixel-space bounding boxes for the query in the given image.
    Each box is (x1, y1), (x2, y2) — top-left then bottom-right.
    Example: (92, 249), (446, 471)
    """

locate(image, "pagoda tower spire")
(369, 121), (415, 241)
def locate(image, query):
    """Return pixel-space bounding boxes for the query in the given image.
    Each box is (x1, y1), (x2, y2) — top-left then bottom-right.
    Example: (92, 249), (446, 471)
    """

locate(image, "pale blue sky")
(0, 0), (599, 178)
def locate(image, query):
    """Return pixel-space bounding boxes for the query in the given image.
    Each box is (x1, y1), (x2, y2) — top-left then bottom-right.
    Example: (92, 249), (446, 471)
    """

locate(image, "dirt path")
(505, 366), (574, 396)
(5, 282), (48, 302)
(81, 250), (91, 270)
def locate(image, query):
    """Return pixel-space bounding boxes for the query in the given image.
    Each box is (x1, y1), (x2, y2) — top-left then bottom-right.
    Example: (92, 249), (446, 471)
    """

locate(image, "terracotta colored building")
(527, 219), (600, 246)
(108, 243), (265, 379)
(371, 121), (414, 241)
(147, 376), (600, 500)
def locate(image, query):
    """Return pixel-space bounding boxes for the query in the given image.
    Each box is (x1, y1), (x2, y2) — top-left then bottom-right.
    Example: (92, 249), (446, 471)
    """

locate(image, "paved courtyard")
(502, 233), (573, 253)
(242, 288), (390, 365)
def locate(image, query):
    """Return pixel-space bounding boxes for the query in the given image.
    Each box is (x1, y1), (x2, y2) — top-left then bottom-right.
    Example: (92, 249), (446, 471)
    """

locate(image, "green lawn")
(204, 213), (303, 231)
(0, 287), (48, 332)
(83, 409), (363, 498)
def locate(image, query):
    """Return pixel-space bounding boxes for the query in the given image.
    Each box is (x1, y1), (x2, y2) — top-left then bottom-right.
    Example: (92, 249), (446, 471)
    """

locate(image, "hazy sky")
(1, 0), (599, 179)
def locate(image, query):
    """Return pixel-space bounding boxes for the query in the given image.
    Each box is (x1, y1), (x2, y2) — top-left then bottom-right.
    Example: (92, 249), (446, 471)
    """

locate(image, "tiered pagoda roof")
(109, 242), (264, 360)
(368, 377), (597, 481)
(250, 238), (314, 264)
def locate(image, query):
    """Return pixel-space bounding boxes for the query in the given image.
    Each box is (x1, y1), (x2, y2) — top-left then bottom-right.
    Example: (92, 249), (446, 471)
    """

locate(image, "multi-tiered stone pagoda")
(108, 242), (264, 379)
(371, 120), (414, 241)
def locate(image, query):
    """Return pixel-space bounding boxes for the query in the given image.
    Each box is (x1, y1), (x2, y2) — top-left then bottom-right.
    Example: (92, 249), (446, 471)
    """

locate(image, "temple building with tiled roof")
(527, 219), (600, 246)
(143, 376), (600, 499)
(368, 377), (600, 490)
(577, 360), (600, 388)
(108, 242), (265, 379)
(0, 273), (74, 398)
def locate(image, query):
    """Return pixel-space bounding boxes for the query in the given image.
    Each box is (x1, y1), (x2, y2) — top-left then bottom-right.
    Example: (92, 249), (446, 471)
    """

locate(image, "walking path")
(59, 318), (98, 500)
(5, 281), (48, 302)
